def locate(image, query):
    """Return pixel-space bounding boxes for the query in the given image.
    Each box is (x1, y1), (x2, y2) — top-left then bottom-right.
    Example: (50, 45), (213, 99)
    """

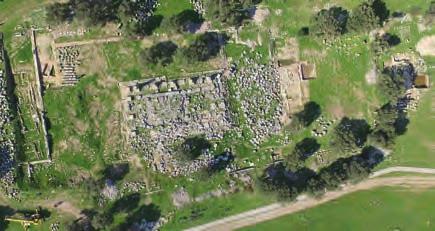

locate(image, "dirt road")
(53, 37), (123, 48)
(187, 168), (435, 231)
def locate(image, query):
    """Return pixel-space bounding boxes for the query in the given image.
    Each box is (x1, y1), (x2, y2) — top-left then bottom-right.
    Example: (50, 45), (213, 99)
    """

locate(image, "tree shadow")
(137, 15), (164, 36)
(141, 41), (178, 66)
(209, 151), (234, 173)
(174, 9), (204, 32)
(291, 101), (321, 129)
(0, 205), (14, 230)
(294, 138), (321, 160)
(108, 193), (141, 216)
(360, 146), (385, 167)
(383, 33), (401, 46)
(102, 163), (130, 182)
(184, 32), (229, 62)
(178, 135), (211, 161)
(394, 112), (409, 135)
(114, 203), (161, 231)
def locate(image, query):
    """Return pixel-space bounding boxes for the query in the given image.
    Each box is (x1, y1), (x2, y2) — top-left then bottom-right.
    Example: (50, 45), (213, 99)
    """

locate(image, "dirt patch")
(365, 64), (377, 85)
(276, 37), (299, 62)
(252, 7), (270, 24)
(44, 200), (83, 219)
(416, 36), (435, 56)
(328, 103), (345, 119)
(79, 44), (107, 76)
(172, 188), (191, 208)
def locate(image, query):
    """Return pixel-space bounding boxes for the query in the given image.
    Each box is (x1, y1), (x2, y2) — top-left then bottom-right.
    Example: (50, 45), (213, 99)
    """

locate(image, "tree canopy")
(310, 6), (349, 37)
(205, 0), (261, 26)
(347, 0), (390, 32)
(331, 117), (371, 153)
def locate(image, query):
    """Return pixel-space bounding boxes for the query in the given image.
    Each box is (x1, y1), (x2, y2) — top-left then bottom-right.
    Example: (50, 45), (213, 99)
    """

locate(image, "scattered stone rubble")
(0, 42), (18, 199)
(311, 116), (335, 137)
(127, 0), (160, 23)
(50, 222), (60, 231)
(120, 181), (147, 195)
(132, 217), (168, 231)
(123, 71), (232, 176)
(190, 0), (205, 15)
(56, 45), (80, 86)
(230, 52), (283, 145)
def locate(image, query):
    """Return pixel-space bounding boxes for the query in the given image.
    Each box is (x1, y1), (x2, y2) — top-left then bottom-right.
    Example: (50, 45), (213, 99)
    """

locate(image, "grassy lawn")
(162, 191), (275, 231)
(44, 74), (122, 171)
(240, 186), (435, 231)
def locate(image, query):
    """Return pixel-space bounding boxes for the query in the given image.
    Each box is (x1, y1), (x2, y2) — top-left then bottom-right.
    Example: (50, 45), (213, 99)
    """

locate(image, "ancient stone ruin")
(0, 35), (18, 198)
(121, 70), (232, 176)
(56, 45), (80, 86)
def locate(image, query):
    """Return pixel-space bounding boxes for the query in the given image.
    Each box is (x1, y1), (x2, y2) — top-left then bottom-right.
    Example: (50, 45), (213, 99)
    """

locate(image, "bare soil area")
(417, 35), (435, 56)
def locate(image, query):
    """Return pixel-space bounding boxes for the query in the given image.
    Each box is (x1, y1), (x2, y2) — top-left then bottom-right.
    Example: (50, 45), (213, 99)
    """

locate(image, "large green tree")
(311, 6), (349, 37)
(347, 0), (389, 32)
(205, 0), (260, 26)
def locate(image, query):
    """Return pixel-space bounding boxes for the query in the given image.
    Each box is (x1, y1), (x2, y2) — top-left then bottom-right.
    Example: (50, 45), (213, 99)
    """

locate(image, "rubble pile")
(0, 68), (17, 198)
(124, 71), (232, 176)
(56, 45), (80, 86)
(230, 53), (283, 145)
(120, 181), (147, 195)
(311, 116), (335, 137)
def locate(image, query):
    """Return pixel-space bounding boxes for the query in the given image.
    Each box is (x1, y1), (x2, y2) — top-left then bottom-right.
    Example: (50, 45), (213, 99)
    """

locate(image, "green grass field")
(241, 187), (435, 231)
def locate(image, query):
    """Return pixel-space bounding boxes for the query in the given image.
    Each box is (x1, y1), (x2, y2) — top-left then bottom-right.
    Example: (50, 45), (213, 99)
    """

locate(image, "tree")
(331, 117), (371, 153)
(72, 0), (121, 26)
(118, 0), (161, 36)
(379, 65), (408, 103)
(183, 32), (228, 62)
(348, 0), (389, 32)
(140, 41), (178, 66)
(205, 0), (260, 26)
(370, 103), (409, 147)
(311, 6), (349, 37)
(46, 2), (73, 24)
